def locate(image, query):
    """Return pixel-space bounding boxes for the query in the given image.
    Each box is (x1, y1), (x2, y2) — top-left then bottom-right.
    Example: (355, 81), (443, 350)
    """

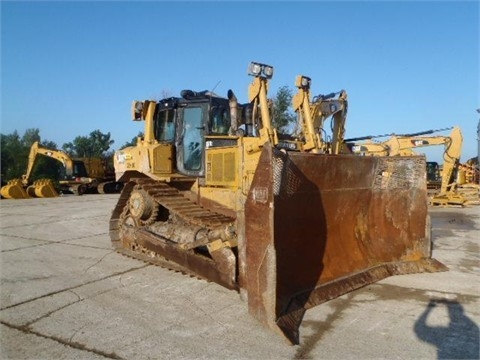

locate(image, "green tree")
(120, 132), (144, 149)
(22, 128), (41, 148)
(1, 131), (24, 181)
(62, 130), (114, 158)
(271, 85), (296, 134)
(0, 129), (60, 183)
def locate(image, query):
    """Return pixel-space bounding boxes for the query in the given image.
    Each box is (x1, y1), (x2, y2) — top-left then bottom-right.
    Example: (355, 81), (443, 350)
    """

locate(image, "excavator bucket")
(244, 144), (447, 344)
(33, 179), (58, 198)
(0, 179), (30, 199)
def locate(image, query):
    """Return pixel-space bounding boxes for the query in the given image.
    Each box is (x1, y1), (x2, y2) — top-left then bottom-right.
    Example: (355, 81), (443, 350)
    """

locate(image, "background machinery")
(110, 62), (446, 344)
(1, 141), (123, 199)
(344, 127), (479, 206)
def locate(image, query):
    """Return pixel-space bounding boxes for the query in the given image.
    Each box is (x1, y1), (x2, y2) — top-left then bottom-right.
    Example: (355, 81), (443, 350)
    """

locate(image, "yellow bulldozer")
(110, 62), (446, 344)
(1, 141), (123, 199)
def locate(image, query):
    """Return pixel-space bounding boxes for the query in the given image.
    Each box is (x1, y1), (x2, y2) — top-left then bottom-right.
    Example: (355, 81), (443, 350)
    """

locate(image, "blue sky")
(1, 1), (479, 162)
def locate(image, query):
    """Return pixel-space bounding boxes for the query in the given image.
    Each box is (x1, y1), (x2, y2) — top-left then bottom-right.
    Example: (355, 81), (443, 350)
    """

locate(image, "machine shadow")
(414, 299), (479, 359)
(273, 150), (327, 345)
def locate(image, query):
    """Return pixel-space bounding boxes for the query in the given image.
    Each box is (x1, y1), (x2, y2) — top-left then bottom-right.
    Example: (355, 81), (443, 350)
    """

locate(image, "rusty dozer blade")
(245, 144), (447, 344)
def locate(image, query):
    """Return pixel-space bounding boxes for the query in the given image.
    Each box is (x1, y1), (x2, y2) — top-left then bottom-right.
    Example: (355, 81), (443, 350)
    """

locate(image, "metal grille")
(212, 153), (223, 182)
(373, 157), (425, 190)
(272, 151), (284, 196)
(206, 151), (237, 186)
(224, 152), (236, 182)
(272, 149), (302, 197)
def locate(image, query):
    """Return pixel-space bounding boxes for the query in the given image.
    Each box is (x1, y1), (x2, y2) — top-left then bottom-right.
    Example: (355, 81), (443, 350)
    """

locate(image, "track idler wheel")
(128, 188), (158, 225)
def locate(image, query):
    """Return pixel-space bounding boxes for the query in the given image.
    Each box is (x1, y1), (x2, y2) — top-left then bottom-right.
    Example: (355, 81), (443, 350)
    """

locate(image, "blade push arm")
(246, 62), (278, 153)
(292, 75), (348, 154)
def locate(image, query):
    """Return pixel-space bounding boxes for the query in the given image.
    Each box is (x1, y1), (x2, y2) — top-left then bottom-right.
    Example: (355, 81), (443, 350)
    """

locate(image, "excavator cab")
(59, 160), (89, 180)
(427, 161), (441, 182)
(73, 160), (89, 178)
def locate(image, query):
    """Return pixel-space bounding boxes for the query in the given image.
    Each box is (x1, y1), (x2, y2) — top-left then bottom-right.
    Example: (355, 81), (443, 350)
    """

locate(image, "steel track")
(109, 178), (238, 289)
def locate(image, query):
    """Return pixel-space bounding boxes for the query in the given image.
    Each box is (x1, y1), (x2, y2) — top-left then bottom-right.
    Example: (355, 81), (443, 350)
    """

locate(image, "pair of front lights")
(295, 75), (311, 89)
(248, 62), (274, 79)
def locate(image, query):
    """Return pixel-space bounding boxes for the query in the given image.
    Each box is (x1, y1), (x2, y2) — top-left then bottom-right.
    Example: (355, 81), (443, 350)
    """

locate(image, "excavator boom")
(0, 141), (61, 199)
(346, 127), (468, 206)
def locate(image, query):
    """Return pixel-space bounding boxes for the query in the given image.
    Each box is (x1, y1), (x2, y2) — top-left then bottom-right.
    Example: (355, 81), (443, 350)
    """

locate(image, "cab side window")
(155, 109), (175, 142)
(210, 106), (230, 135)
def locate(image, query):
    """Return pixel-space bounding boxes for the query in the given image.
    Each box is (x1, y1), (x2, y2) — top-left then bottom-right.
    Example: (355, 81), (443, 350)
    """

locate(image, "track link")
(109, 178), (238, 290)
(133, 178), (234, 228)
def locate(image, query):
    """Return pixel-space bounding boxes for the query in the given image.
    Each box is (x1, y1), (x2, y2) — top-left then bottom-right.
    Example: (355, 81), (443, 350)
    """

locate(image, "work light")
(248, 62), (274, 79)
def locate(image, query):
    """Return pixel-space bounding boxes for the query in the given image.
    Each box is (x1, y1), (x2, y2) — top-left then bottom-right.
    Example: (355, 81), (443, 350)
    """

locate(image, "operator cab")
(153, 90), (231, 177)
(59, 160), (89, 180)
(426, 161), (440, 182)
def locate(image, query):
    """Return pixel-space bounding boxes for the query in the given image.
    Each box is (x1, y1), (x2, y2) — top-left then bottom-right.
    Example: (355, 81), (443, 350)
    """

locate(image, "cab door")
(177, 105), (206, 176)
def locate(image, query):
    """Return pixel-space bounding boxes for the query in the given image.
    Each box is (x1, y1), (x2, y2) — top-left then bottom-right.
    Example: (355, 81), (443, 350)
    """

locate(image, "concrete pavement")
(0, 195), (479, 359)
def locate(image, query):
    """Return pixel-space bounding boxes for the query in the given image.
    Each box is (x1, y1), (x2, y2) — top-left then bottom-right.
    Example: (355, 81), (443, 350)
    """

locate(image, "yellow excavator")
(344, 127), (471, 206)
(1, 141), (123, 199)
(289, 78), (473, 205)
(110, 62), (446, 344)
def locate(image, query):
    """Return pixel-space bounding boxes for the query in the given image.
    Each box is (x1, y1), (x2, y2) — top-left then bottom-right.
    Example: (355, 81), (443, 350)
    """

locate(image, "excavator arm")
(435, 127), (463, 195)
(400, 127), (463, 205)
(348, 134), (455, 157)
(346, 127), (465, 205)
(22, 141), (75, 185)
(1, 141), (69, 199)
(348, 127), (463, 194)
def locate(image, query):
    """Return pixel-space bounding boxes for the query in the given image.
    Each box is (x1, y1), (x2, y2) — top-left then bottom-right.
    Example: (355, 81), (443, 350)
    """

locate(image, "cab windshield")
(59, 160), (88, 179)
